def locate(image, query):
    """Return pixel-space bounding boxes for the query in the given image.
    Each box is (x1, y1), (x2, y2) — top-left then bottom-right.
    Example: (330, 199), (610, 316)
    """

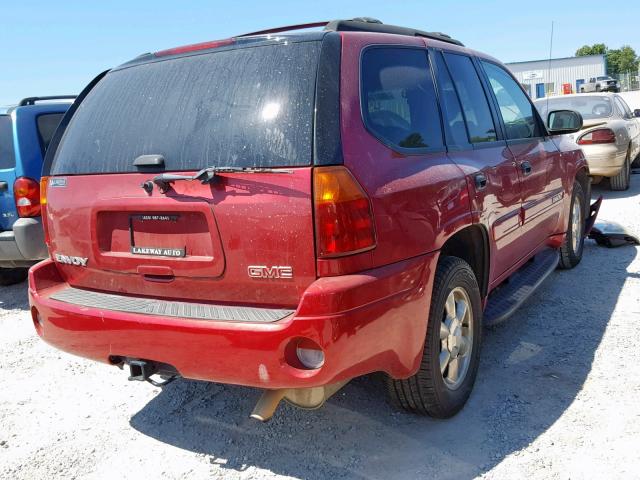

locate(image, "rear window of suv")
(36, 113), (65, 156)
(52, 42), (321, 175)
(0, 116), (16, 170)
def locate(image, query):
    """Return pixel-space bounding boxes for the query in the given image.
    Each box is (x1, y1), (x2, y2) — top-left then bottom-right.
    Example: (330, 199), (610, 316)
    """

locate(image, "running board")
(483, 249), (559, 327)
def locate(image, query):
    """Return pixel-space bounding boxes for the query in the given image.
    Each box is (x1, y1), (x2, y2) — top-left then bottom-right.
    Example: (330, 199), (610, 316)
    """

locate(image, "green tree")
(607, 45), (639, 74)
(575, 43), (608, 56)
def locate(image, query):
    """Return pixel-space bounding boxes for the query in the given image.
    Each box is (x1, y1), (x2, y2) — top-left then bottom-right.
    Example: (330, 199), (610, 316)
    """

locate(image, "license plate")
(130, 246), (186, 257)
(129, 214), (185, 258)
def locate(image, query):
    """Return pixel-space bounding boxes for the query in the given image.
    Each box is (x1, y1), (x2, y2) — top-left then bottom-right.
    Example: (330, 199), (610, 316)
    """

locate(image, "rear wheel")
(610, 149), (631, 191)
(0, 268), (28, 286)
(559, 181), (586, 269)
(386, 256), (482, 418)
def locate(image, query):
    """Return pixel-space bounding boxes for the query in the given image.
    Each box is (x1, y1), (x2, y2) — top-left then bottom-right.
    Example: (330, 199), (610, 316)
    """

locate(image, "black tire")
(632, 153), (640, 169)
(558, 181), (586, 270)
(386, 256), (482, 418)
(0, 267), (28, 286)
(596, 85), (601, 92)
(610, 149), (631, 191)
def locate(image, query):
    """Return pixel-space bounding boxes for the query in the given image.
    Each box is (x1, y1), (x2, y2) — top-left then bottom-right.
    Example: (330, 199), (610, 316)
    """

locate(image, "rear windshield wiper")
(151, 166), (293, 192)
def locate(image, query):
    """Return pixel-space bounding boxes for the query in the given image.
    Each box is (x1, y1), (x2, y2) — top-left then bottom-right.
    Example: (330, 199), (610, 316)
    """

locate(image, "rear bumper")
(583, 144), (626, 177)
(28, 253), (437, 389)
(0, 217), (48, 267)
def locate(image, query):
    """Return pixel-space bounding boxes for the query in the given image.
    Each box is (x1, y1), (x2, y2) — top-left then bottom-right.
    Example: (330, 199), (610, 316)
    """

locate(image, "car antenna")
(546, 20), (554, 120)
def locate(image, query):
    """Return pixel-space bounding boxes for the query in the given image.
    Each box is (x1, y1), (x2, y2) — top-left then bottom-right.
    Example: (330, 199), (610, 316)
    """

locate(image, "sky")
(1, 0), (639, 105)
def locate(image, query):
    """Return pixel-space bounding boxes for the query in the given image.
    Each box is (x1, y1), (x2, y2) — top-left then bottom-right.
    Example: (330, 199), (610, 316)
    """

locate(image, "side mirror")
(633, 109), (640, 118)
(547, 110), (583, 135)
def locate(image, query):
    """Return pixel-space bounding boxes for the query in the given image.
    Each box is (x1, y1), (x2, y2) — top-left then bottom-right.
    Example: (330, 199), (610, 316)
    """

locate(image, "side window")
(443, 53), (497, 143)
(36, 113), (65, 156)
(432, 52), (469, 146)
(481, 61), (542, 140)
(614, 97), (632, 119)
(361, 47), (443, 151)
(0, 116), (16, 170)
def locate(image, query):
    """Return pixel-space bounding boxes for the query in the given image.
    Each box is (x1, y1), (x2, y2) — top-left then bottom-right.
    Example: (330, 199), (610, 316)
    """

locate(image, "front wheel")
(559, 181), (586, 269)
(386, 256), (482, 418)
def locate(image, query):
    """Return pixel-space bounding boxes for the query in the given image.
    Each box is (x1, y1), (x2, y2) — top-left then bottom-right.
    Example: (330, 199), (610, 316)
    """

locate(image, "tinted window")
(36, 113), (65, 156)
(52, 42), (321, 175)
(433, 52), (468, 146)
(481, 61), (542, 140)
(361, 48), (443, 150)
(443, 53), (497, 143)
(0, 116), (16, 170)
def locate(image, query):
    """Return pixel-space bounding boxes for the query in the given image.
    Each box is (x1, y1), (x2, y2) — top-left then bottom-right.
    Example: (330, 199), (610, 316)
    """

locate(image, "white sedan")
(535, 93), (640, 190)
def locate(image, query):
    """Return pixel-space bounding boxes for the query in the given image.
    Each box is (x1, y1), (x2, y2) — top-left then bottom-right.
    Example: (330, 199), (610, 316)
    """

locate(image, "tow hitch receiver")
(127, 359), (157, 382)
(125, 358), (179, 387)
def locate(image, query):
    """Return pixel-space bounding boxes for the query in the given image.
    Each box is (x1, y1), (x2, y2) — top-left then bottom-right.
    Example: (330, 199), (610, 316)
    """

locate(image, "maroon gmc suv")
(30, 18), (595, 420)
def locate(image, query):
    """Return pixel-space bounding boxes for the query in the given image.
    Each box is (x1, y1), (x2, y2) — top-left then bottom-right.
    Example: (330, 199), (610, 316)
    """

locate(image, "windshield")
(535, 96), (613, 120)
(52, 41), (321, 175)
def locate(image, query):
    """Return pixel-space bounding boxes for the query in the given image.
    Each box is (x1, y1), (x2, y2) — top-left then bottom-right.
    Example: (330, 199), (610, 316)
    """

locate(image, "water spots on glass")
(53, 42), (321, 174)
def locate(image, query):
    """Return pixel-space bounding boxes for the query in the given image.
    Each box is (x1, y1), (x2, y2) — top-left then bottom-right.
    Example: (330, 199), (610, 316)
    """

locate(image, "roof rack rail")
(325, 18), (464, 46)
(238, 17), (463, 47)
(19, 95), (76, 106)
(239, 21), (329, 37)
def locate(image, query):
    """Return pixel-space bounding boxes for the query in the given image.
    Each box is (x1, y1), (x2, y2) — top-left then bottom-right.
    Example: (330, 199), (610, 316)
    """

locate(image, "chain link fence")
(613, 72), (640, 91)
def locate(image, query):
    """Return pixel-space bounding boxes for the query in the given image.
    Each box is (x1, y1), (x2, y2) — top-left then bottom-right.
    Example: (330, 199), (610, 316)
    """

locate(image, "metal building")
(506, 54), (606, 99)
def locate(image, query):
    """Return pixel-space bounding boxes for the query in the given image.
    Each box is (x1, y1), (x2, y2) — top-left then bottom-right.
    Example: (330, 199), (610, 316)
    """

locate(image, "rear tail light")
(577, 128), (616, 145)
(313, 166), (376, 258)
(13, 177), (40, 217)
(40, 177), (50, 245)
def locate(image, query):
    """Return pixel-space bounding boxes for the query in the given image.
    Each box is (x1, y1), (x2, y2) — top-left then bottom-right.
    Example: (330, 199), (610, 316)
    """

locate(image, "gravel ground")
(1, 176), (639, 480)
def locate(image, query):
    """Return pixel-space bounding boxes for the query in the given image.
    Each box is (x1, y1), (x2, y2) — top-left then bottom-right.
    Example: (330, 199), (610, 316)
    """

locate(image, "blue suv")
(0, 96), (73, 284)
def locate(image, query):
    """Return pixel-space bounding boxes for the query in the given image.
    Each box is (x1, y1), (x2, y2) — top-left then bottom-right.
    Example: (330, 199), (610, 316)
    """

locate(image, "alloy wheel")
(439, 287), (473, 390)
(571, 199), (583, 253)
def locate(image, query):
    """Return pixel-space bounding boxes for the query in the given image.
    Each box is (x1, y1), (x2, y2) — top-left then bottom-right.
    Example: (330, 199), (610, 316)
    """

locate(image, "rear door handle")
(474, 173), (487, 190)
(0, 181), (7, 192)
(520, 161), (532, 176)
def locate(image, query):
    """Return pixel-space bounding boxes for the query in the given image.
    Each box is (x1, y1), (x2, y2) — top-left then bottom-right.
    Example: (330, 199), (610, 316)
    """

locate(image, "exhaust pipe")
(250, 380), (350, 421)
